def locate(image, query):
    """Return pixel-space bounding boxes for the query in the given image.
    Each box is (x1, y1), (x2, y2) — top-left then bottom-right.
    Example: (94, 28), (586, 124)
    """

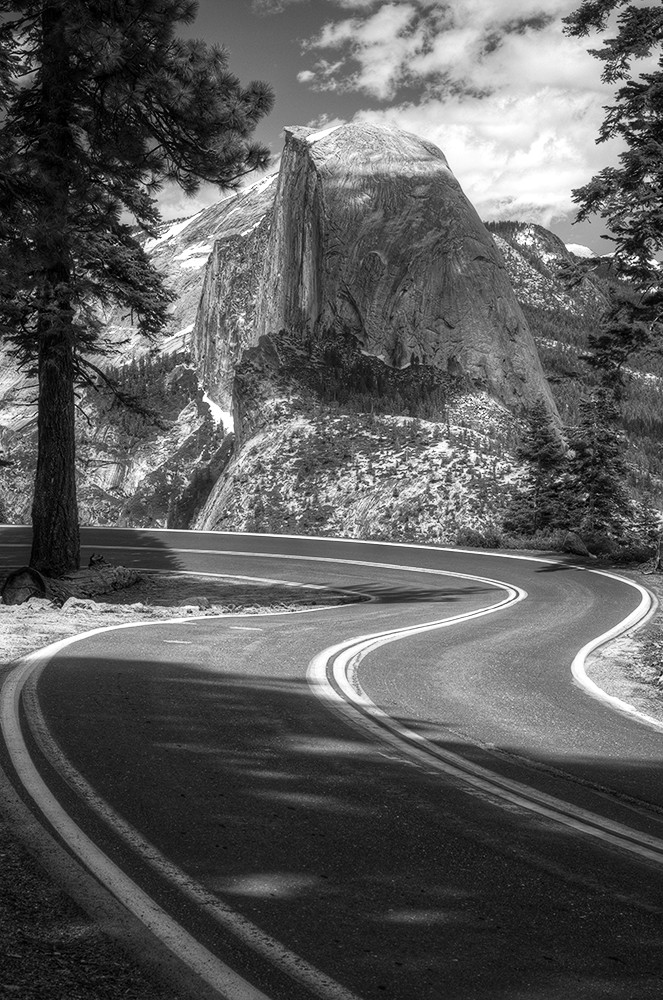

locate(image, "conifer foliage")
(561, 2), (662, 547)
(508, 400), (567, 534)
(563, 2), (663, 356)
(0, 1), (273, 575)
(567, 388), (633, 536)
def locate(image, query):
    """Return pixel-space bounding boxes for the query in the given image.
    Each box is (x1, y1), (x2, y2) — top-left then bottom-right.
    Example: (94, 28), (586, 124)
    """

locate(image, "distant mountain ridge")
(0, 124), (660, 542)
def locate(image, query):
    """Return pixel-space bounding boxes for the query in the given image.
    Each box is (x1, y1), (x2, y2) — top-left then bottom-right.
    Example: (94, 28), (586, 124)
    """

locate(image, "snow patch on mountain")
(566, 243), (596, 258)
(179, 257), (209, 271)
(306, 123), (344, 144)
(202, 391), (233, 432)
(157, 324), (194, 355)
(144, 212), (203, 252)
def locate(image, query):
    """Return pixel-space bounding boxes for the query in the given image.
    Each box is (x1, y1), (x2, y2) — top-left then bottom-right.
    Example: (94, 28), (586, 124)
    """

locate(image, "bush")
(500, 529), (568, 551)
(455, 527), (502, 549)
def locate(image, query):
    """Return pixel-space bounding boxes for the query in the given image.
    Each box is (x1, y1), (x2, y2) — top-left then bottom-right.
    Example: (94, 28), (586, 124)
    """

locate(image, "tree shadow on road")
(40, 652), (663, 1000)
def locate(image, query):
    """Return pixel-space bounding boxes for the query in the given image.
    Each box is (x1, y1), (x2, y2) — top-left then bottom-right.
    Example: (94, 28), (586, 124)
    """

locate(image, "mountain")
(194, 123), (556, 435)
(566, 243), (597, 259)
(1, 125), (659, 548)
(486, 221), (663, 496)
(192, 124), (562, 539)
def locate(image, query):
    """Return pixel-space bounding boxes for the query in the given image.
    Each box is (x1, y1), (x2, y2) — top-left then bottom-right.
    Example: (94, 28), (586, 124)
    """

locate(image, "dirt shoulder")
(585, 567), (663, 726)
(0, 571), (353, 1000)
(0, 569), (352, 664)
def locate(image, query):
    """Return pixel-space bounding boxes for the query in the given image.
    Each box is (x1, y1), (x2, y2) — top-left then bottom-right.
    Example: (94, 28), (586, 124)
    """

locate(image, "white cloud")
(301, 2), (585, 98)
(306, 3), (423, 99)
(157, 181), (227, 222)
(355, 87), (623, 226)
(298, 1), (628, 222)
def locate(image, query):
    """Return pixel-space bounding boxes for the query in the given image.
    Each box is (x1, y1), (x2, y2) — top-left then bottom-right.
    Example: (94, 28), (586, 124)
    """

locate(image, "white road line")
(9, 524), (658, 727)
(0, 557), (502, 1000)
(2, 530), (660, 995)
(81, 538), (660, 732)
(306, 582), (663, 867)
(570, 568), (663, 733)
(2, 649), (271, 1000)
(2, 600), (375, 1000)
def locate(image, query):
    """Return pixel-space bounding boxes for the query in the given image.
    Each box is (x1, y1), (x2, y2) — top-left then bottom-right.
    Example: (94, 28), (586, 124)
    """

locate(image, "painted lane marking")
(142, 569), (343, 593)
(569, 569), (663, 733)
(2, 646), (271, 1000)
(1, 559), (502, 1000)
(229, 627), (264, 632)
(3, 523), (658, 727)
(3, 612), (374, 1000)
(1, 532), (659, 993)
(162, 640), (192, 645)
(306, 587), (663, 867)
(82, 538), (660, 732)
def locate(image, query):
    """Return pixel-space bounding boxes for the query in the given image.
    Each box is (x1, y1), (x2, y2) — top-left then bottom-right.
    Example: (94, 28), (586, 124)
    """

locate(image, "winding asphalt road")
(2, 527), (663, 1000)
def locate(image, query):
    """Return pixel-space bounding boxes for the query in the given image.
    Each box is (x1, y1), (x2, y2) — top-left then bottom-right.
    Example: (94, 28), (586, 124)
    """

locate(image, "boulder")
(562, 531), (592, 557)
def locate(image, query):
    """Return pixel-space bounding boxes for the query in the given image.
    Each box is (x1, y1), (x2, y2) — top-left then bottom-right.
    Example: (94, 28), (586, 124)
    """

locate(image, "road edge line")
(307, 576), (663, 866)
(1, 649), (272, 1000)
(570, 569), (663, 733)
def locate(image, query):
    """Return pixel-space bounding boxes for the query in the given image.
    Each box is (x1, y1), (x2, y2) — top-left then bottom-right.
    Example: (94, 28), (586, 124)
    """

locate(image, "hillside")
(486, 221), (663, 494)
(1, 126), (660, 552)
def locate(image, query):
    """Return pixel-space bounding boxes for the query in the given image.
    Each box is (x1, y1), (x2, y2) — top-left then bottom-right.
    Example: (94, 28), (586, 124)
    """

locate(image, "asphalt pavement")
(3, 528), (663, 1000)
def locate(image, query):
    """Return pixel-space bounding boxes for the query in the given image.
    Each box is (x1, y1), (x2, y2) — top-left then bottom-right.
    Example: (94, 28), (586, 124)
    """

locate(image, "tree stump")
(1, 567), (47, 606)
(1, 563), (141, 606)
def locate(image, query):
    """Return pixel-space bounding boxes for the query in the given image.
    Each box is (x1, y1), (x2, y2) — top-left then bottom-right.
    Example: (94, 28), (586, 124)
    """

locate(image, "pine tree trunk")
(30, 305), (80, 576)
(29, 3), (80, 576)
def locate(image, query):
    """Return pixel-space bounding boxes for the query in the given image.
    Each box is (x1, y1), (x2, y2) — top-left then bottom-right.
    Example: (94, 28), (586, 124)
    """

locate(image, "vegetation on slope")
(0, 351), (225, 529)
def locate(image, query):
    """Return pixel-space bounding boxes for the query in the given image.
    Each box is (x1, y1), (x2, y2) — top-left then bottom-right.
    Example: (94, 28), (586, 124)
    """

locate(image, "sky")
(161, 0), (639, 254)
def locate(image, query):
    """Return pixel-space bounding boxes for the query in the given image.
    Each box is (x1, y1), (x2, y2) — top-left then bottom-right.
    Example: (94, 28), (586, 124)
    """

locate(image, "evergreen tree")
(581, 283), (652, 396)
(0, 1), (273, 575)
(563, 3), (663, 357)
(567, 387), (633, 537)
(505, 400), (567, 534)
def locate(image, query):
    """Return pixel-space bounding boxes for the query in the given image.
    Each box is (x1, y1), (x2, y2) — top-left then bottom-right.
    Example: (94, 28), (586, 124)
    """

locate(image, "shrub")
(455, 527), (501, 549)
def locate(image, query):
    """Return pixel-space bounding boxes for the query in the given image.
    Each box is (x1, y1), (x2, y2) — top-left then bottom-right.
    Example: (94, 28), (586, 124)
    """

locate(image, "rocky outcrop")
(192, 177), (276, 412)
(486, 221), (608, 315)
(102, 172), (278, 356)
(194, 122), (556, 420)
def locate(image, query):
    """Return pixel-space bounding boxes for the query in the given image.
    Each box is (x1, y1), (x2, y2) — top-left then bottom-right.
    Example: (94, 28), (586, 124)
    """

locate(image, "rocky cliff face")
(193, 122), (556, 425)
(486, 221), (608, 315)
(100, 172), (277, 358)
(191, 175), (276, 423)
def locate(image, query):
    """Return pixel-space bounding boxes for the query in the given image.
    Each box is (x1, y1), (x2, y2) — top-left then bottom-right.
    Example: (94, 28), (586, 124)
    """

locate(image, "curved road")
(2, 527), (663, 1000)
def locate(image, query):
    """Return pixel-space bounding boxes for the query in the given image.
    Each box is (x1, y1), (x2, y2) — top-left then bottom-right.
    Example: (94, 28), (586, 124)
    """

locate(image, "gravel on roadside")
(585, 567), (663, 726)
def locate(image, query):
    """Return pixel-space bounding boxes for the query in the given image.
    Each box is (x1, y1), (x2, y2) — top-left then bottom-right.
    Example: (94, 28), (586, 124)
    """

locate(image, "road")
(2, 527), (663, 1000)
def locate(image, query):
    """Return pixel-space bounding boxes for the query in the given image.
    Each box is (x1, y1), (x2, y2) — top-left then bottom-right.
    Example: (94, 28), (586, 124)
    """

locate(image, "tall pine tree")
(567, 387), (633, 537)
(563, 2), (663, 358)
(562, 3), (662, 540)
(510, 400), (567, 534)
(0, 1), (273, 575)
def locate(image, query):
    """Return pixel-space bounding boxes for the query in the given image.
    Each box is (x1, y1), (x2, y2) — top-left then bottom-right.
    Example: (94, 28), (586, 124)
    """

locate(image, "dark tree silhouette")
(515, 400), (567, 533)
(563, 2), (662, 363)
(568, 388), (633, 536)
(0, 1), (273, 575)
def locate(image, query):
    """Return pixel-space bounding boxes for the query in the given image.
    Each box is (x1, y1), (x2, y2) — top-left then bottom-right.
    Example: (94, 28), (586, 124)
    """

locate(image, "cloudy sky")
(165, 0), (631, 252)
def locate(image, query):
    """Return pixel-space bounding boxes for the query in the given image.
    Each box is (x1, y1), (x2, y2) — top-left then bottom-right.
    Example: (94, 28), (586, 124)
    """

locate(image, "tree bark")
(30, 302), (80, 576)
(29, 2), (80, 576)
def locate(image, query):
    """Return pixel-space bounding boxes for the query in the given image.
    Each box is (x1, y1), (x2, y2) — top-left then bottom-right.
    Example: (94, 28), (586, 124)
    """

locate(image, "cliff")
(192, 175), (276, 419)
(193, 122), (556, 425)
